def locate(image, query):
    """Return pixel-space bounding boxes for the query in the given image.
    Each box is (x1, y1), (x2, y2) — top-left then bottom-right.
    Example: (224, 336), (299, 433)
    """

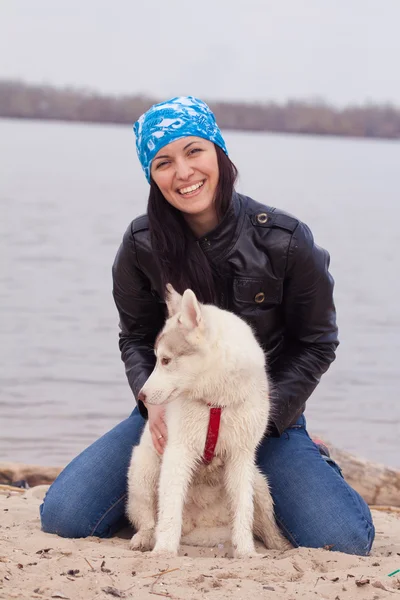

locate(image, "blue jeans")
(40, 410), (375, 555)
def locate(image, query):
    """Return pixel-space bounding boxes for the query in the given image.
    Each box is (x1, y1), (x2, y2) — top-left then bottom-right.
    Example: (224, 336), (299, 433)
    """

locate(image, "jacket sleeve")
(112, 225), (165, 418)
(269, 221), (339, 434)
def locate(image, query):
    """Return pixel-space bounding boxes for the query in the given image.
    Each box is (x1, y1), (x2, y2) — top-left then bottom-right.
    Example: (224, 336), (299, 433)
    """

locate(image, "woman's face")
(150, 136), (219, 222)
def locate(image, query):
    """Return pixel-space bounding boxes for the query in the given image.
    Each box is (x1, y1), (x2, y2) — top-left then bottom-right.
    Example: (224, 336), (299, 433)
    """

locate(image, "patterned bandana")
(133, 96), (228, 182)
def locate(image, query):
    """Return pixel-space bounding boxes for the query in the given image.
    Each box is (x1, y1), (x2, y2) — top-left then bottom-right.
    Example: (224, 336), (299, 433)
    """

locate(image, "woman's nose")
(175, 158), (194, 180)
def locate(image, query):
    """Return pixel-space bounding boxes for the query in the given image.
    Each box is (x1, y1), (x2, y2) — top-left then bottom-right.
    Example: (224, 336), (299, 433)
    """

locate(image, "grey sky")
(1, 0), (399, 106)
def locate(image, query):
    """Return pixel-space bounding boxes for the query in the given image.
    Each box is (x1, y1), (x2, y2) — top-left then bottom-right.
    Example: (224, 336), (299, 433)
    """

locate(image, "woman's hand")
(147, 404), (168, 455)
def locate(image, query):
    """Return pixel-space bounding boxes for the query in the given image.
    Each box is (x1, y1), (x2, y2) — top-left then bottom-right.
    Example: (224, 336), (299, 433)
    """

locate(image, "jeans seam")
(89, 492), (128, 537)
(274, 514), (300, 548)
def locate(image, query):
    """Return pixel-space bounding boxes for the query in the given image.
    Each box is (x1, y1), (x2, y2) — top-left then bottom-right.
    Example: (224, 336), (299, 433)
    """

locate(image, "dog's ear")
(165, 283), (182, 317)
(179, 289), (202, 329)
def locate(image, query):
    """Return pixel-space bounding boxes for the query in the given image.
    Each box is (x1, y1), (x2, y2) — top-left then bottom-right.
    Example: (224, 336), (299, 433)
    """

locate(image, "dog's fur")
(126, 285), (289, 558)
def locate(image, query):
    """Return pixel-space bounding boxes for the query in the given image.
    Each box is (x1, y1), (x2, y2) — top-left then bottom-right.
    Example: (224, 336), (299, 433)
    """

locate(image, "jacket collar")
(197, 192), (244, 262)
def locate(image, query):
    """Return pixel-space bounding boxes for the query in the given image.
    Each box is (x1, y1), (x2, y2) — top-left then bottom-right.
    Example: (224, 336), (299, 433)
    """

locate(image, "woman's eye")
(189, 148), (202, 156)
(156, 160), (170, 169)
(161, 357), (171, 366)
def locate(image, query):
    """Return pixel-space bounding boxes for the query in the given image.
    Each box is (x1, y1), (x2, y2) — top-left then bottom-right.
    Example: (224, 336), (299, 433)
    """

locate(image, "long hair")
(147, 145), (238, 305)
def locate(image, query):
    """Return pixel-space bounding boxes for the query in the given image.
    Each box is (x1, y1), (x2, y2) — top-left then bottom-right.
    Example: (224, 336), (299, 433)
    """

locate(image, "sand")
(1, 486), (399, 600)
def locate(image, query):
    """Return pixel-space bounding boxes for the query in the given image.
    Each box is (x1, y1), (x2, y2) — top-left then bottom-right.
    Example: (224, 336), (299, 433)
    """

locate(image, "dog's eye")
(161, 357), (171, 366)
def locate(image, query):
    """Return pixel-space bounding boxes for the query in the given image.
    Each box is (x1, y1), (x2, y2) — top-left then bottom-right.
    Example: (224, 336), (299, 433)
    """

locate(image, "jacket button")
(254, 292), (265, 303)
(256, 212), (268, 224)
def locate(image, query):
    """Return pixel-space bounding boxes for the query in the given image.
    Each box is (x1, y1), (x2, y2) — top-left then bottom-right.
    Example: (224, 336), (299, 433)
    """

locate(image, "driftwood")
(1, 445), (399, 507)
(327, 446), (400, 507)
(0, 462), (62, 487)
(0, 483), (26, 494)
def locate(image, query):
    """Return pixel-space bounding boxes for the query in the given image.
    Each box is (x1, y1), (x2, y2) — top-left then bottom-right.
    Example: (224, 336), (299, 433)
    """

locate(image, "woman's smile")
(177, 180), (205, 196)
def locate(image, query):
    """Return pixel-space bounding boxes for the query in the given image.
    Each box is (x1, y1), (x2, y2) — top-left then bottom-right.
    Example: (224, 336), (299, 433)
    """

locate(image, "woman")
(40, 97), (375, 555)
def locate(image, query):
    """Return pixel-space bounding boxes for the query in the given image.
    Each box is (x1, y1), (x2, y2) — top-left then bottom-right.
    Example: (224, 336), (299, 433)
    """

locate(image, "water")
(1, 119), (399, 469)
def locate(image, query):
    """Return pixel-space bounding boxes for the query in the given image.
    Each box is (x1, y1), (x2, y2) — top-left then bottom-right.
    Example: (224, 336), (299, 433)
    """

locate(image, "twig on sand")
(143, 568), (180, 579)
(124, 566), (180, 598)
(84, 557), (96, 571)
(149, 567), (182, 599)
(150, 572), (172, 598)
(314, 576), (325, 587)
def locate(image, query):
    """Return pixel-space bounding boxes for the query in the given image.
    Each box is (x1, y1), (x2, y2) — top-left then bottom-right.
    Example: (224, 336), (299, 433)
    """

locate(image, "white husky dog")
(126, 284), (288, 558)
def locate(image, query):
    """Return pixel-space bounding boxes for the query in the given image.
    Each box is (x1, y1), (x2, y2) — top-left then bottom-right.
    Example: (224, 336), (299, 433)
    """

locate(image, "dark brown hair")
(147, 145), (238, 304)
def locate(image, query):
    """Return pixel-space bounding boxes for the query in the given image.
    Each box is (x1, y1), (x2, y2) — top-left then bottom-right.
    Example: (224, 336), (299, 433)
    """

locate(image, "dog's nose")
(138, 390), (147, 404)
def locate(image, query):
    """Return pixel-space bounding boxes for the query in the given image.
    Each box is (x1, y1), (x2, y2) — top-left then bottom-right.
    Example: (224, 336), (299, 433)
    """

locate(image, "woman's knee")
(40, 482), (128, 539)
(40, 484), (94, 538)
(345, 519), (375, 556)
(40, 465), (129, 539)
(308, 516), (375, 556)
(275, 504), (375, 556)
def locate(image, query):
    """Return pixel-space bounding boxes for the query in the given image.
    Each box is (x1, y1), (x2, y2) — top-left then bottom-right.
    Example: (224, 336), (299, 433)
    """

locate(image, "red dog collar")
(202, 405), (222, 464)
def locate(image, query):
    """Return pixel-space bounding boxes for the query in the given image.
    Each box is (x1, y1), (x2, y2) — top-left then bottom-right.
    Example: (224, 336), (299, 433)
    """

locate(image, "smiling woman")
(151, 138), (220, 234)
(40, 96), (375, 558)
(133, 97), (238, 305)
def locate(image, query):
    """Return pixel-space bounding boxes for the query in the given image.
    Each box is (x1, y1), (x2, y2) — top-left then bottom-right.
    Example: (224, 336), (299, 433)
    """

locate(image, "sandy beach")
(1, 485), (399, 600)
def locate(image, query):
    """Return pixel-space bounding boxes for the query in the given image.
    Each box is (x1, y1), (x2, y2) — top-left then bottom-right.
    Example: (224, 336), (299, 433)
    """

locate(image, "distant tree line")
(1, 80), (399, 140)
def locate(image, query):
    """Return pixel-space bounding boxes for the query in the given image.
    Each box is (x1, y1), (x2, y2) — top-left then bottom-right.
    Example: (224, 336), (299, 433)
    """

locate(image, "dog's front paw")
(129, 530), (155, 552)
(233, 542), (258, 559)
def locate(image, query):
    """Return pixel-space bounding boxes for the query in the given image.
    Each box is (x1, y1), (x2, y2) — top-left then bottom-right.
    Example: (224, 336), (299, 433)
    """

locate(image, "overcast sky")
(1, 0), (399, 106)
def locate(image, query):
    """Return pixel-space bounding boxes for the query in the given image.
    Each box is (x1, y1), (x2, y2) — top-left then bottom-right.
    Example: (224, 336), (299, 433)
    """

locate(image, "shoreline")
(2, 440), (400, 508)
(2, 115), (400, 143)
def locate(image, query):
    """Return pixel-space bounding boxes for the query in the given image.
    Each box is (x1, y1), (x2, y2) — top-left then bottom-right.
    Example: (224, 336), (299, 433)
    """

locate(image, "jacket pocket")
(233, 277), (282, 306)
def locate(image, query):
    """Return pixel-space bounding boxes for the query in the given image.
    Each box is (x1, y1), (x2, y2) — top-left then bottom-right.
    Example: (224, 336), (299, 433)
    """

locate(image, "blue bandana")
(133, 96), (228, 182)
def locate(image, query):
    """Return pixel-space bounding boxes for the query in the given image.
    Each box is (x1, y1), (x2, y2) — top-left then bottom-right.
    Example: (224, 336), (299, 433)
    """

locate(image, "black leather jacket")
(112, 192), (339, 435)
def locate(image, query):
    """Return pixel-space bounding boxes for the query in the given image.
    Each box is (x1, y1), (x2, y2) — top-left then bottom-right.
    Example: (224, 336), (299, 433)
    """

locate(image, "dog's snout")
(138, 390), (147, 404)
